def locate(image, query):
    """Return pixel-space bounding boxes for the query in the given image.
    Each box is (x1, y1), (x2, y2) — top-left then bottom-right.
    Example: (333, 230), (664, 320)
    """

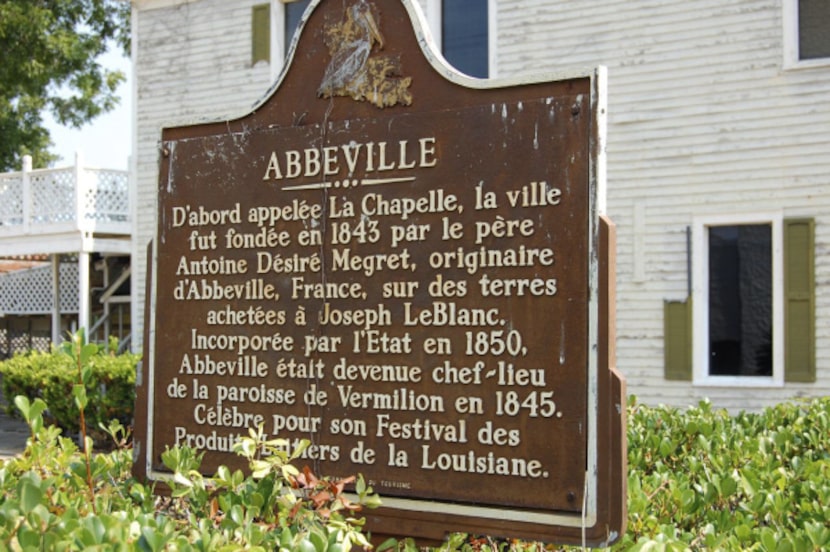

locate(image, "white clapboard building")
(130, 0), (829, 411)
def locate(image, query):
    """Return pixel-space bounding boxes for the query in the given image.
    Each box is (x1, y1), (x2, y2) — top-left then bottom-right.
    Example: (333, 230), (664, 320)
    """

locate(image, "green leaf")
(172, 472), (194, 488)
(18, 474), (44, 514)
(362, 494), (382, 509)
(141, 526), (166, 552)
(13, 395), (32, 419)
(376, 537), (399, 552)
(25, 503), (51, 531)
(16, 526), (41, 549)
(229, 504), (245, 526)
(298, 538), (317, 552)
(805, 522), (830, 548)
(720, 475), (737, 498)
(760, 528), (778, 552)
(309, 531), (329, 552)
(81, 515), (107, 544)
(80, 343), (99, 365)
(14, 395), (47, 426)
(72, 383), (88, 410)
(280, 528), (294, 549)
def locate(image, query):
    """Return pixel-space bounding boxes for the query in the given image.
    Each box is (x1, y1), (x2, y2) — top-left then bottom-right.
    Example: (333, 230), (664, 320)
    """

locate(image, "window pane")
(285, 0), (311, 53)
(442, 1), (488, 78)
(799, 0), (830, 60)
(708, 225), (772, 376)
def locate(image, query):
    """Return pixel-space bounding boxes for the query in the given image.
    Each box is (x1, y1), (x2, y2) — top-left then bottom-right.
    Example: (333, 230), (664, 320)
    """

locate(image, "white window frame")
(691, 212), (784, 387)
(425, 0), (497, 78)
(782, 0), (830, 70)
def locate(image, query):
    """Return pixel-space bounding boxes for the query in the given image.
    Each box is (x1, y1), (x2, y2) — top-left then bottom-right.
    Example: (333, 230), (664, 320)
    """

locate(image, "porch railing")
(0, 155), (130, 236)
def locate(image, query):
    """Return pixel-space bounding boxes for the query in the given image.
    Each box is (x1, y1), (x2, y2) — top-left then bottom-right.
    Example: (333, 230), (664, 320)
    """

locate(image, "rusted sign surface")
(135, 0), (625, 545)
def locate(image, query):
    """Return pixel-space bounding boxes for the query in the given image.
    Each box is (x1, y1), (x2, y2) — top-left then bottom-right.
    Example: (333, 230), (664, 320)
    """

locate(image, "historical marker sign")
(134, 0), (626, 546)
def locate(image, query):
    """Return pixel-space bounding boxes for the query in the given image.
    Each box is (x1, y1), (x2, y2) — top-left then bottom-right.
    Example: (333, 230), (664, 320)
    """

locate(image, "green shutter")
(252, 4), (271, 64)
(784, 218), (816, 383)
(664, 298), (692, 380)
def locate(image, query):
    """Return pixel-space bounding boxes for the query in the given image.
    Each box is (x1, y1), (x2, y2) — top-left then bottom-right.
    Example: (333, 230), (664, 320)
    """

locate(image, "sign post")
(134, 0), (626, 545)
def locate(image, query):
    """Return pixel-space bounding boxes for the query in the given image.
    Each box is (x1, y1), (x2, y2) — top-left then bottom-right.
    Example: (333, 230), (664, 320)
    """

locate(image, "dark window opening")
(285, 0), (311, 54)
(798, 0), (830, 60)
(442, 2), (488, 78)
(708, 225), (773, 377)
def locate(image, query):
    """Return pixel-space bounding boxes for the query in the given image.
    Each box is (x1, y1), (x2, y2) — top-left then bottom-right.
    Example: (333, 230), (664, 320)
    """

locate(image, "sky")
(44, 47), (132, 171)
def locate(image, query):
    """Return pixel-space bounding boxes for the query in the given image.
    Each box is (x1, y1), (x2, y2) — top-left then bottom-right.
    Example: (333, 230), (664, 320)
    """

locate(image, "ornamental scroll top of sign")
(135, 0), (626, 546)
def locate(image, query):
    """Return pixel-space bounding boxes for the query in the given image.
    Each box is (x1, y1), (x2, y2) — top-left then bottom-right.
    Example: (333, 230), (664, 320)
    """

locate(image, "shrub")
(1, 332), (381, 550)
(0, 346), (139, 437)
(419, 397), (830, 552)
(1, 358), (829, 551)
(0, 397), (380, 551)
(616, 397), (830, 551)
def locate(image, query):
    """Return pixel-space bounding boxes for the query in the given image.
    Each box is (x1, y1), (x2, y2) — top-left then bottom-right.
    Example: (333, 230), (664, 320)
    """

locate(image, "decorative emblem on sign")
(318, 0), (412, 108)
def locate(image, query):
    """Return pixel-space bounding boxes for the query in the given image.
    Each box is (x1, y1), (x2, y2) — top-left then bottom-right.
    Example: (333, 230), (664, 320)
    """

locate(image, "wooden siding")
(132, 0), (273, 358)
(495, 0), (830, 410)
(132, 0), (830, 411)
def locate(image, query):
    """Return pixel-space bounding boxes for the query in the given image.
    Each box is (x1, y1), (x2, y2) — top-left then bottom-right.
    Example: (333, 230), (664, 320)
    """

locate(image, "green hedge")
(616, 397), (830, 551)
(0, 385), (828, 550)
(0, 348), (139, 436)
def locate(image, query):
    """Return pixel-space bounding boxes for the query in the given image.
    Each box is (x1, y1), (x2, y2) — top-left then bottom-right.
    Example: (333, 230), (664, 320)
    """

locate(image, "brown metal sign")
(134, 0), (625, 546)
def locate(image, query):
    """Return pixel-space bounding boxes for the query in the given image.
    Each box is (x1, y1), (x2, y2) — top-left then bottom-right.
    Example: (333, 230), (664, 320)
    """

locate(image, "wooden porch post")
(78, 252), (91, 340)
(75, 151), (91, 340)
(51, 254), (61, 344)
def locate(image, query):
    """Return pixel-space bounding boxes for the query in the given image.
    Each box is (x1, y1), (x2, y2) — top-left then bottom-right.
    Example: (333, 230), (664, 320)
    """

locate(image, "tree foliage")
(0, 0), (130, 171)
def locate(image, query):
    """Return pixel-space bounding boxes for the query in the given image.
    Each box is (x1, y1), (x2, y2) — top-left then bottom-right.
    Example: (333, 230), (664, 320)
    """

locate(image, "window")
(783, 0), (830, 68)
(706, 225), (773, 377)
(693, 214), (783, 386)
(664, 214), (816, 386)
(798, 0), (830, 60)
(426, 0), (493, 78)
(268, 1), (493, 77)
(283, 0), (310, 55)
(252, 1), (310, 73)
(441, 2), (489, 78)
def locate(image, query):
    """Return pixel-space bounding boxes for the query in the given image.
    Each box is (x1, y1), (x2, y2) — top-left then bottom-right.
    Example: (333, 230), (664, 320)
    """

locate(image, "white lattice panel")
(84, 169), (130, 222)
(0, 173), (24, 227)
(30, 169), (75, 225)
(0, 262), (79, 314)
(0, 163), (130, 235)
(0, 329), (52, 357)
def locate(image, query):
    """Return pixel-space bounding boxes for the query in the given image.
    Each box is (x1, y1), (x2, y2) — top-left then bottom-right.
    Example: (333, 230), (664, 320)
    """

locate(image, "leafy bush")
(0, 396), (380, 551)
(616, 397), (830, 551)
(1, 368), (829, 551)
(1, 332), (381, 549)
(411, 397), (830, 552)
(0, 345), (138, 438)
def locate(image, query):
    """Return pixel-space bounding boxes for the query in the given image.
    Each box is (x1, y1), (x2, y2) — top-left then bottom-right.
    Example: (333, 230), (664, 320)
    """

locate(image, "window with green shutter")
(665, 215), (815, 384)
